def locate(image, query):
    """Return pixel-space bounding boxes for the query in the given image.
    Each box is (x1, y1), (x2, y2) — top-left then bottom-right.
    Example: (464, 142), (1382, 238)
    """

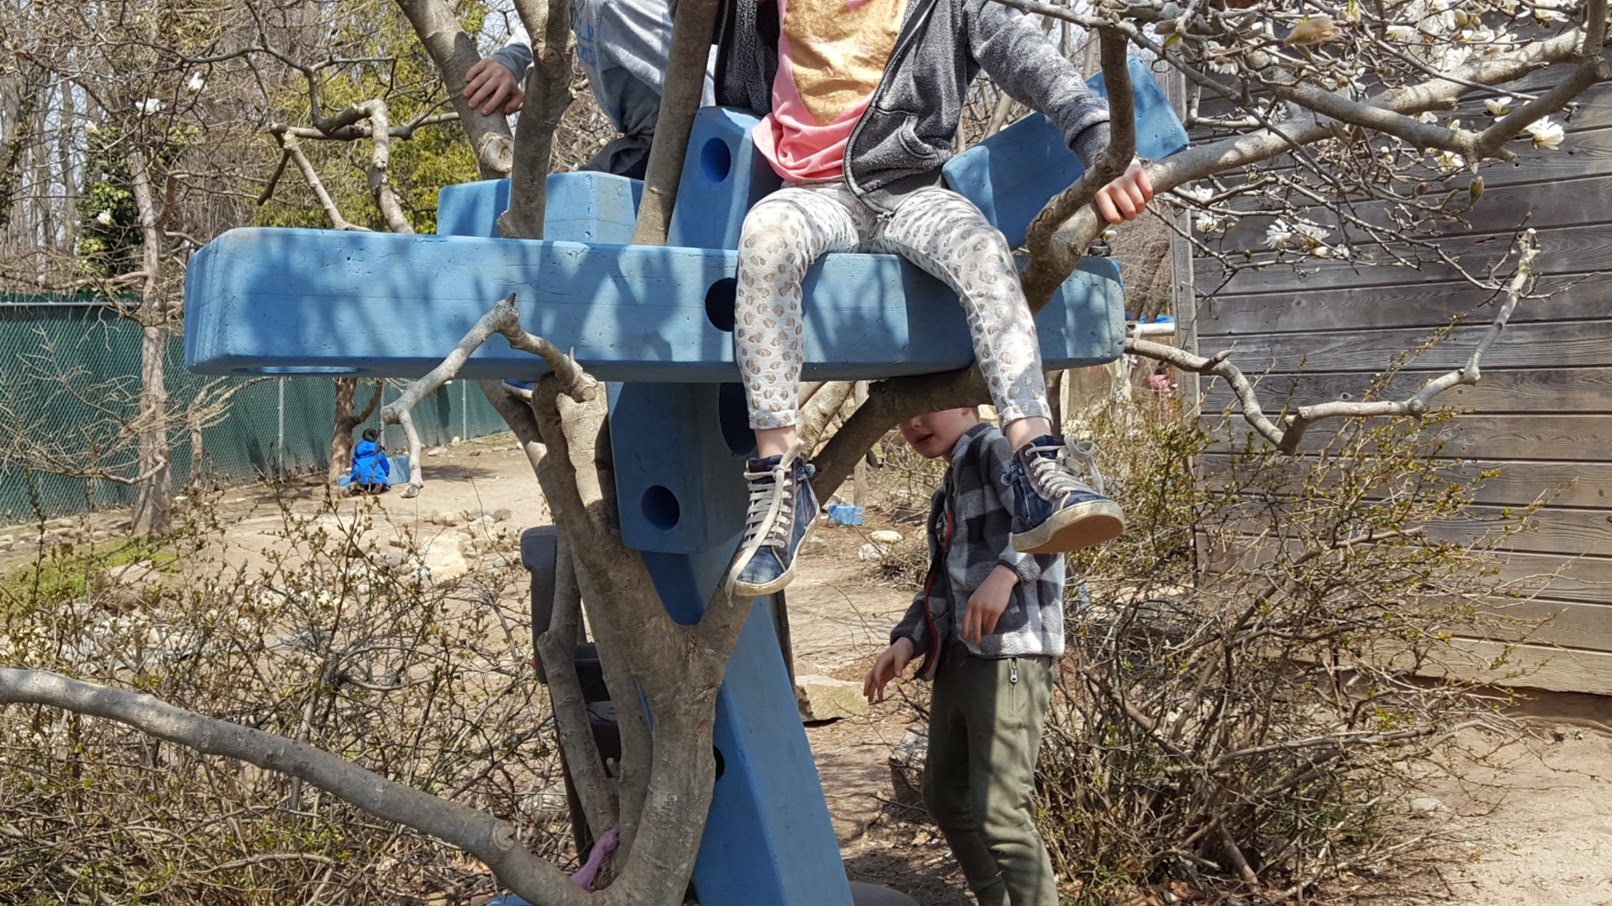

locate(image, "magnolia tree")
(1, 0), (1606, 902)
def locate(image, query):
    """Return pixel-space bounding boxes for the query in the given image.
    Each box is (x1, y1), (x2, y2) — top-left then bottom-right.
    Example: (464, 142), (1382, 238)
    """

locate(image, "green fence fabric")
(0, 298), (509, 523)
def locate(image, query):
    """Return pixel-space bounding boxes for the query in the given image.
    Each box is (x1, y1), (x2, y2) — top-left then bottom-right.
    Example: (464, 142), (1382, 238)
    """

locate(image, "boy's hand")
(1093, 158), (1154, 225)
(864, 637), (916, 703)
(961, 566), (1019, 645)
(464, 58), (525, 115)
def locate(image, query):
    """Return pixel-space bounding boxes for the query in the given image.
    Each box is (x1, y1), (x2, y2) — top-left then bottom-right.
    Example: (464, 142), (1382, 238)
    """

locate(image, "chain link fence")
(0, 296), (510, 525)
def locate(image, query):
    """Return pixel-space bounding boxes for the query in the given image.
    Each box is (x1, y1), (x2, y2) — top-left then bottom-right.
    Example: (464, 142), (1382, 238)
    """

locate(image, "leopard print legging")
(735, 182), (1050, 431)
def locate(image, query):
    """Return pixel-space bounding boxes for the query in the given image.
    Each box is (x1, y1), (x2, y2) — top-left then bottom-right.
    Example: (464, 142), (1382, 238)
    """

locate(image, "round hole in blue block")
(718, 383), (756, 457)
(641, 485), (681, 530)
(705, 277), (737, 333)
(701, 138), (733, 183)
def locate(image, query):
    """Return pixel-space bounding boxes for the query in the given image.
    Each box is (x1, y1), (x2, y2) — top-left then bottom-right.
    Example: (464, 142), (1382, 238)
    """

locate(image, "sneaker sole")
(1012, 500), (1126, 554)
(727, 518), (816, 598)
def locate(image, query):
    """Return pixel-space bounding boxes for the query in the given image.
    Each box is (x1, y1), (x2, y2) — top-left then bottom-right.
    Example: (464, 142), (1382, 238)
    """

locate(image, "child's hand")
(464, 58), (525, 115)
(1093, 158), (1154, 225)
(864, 637), (916, 704)
(961, 566), (1020, 645)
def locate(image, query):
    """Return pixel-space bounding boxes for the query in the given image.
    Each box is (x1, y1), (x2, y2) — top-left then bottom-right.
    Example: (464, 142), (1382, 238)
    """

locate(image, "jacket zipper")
(1009, 659), (1019, 684)
(842, 0), (941, 208)
(918, 492), (954, 678)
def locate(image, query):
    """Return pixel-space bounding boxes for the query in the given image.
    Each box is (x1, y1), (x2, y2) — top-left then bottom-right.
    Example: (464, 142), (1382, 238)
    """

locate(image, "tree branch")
(631, 0), (719, 245)
(1124, 230), (1541, 452)
(392, 0), (515, 177)
(501, 0), (575, 240)
(0, 668), (587, 906)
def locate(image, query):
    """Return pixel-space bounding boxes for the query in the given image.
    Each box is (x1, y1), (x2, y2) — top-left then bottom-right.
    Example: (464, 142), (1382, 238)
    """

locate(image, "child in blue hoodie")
(348, 429), (391, 495)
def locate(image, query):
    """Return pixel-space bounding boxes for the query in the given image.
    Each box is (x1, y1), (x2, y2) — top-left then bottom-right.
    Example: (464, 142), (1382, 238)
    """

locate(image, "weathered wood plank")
(1196, 275), (1607, 335)
(1202, 367), (1612, 415)
(1196, 319), (1612, 373)
(1430, 505), (1612, 557)
(1200, 177), (1612, 267)
(1195, 222), (1612, 295)
(1441, 638), (1612, 695)
(1493, 553), (1612, 606)
(1207, 413), (1612, 461)
(1197, 452), (1612, 508)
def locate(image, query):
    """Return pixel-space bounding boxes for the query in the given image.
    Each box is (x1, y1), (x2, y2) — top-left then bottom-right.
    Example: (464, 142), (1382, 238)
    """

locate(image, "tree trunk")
(328, 379), (384, 484)
(128, 149), (171, 535)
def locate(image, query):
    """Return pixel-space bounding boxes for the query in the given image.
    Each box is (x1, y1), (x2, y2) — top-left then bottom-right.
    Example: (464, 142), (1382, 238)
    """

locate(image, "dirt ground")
(9, 435), (1609, 905)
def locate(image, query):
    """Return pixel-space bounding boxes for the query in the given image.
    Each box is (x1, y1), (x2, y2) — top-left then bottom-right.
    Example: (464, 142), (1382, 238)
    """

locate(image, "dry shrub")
(0, 490), (566, 904)
(1038, 397), (1542, 902)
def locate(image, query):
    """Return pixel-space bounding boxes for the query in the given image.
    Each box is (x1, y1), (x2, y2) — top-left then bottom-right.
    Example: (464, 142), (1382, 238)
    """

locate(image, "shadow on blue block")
(436, 172), (643, 243)
(181, 230), (1125, 382)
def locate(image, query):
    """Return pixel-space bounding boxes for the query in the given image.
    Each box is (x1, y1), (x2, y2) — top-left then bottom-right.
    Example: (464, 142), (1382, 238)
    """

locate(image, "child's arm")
(963, 1), (1153, 223)
(866, 591), (933, 702)
(466, 35), (533, 115)
(961, 564), (1019, 645)
(864, 637), (914, 703)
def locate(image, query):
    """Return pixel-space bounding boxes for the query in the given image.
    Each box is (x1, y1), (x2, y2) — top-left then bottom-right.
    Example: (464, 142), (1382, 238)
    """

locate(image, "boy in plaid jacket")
(865, 406), (1074, 906)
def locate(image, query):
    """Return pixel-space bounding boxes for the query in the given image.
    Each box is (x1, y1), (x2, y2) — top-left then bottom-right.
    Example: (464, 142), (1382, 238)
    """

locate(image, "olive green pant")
(922, 648), (1057, 906)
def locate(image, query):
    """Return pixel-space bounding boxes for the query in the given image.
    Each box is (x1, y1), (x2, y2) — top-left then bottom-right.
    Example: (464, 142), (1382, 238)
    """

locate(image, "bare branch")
(631, 0), (720, 245)
(392, 0), (515, 177)
(501, 0), (575, 240)
(0, 668), (588, 906)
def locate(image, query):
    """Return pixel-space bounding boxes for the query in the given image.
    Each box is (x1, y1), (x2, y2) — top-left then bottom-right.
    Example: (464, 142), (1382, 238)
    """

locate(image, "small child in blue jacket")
(348, 428), (391, 495)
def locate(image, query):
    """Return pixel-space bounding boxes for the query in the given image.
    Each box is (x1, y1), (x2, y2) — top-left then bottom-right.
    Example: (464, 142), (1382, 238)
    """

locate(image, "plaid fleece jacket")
(891, 423), (1067, 679)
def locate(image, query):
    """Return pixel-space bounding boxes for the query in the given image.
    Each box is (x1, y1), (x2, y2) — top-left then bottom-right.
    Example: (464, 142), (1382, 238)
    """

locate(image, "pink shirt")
(754, 0), (910, 181)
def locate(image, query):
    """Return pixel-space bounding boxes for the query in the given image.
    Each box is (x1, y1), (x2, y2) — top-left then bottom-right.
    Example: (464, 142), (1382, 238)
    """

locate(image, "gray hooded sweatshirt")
(711, 0), (1114, 212)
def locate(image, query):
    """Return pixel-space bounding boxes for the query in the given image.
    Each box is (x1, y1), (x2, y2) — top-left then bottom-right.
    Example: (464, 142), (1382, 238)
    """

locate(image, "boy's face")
(900, 408), (979, 460)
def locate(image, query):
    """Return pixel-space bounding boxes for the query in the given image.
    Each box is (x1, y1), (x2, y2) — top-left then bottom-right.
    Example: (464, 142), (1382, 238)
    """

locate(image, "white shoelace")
(739, 460), (794, 553)
(1025, 437), (1107, 498)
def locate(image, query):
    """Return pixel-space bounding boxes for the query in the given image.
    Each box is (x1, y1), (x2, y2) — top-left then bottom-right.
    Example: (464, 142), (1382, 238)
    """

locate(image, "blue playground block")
(183, 60), (1187, 906)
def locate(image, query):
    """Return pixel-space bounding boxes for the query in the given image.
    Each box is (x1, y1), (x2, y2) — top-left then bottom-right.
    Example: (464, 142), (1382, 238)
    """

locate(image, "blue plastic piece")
(826, 504), (864, 526)
(942, 57), (1190, 250)
(668, 107), (783, 250)
(437, 172), (643, 244)
(182, 229), (1125, 381)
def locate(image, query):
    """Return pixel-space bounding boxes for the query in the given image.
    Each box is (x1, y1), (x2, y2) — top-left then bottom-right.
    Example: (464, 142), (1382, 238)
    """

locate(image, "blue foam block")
(435, 173), (643, 244)
(668, 107), (782, 250)
(942, 57), (1190, 250)
(182, 229), (1124, 381)
(609, 382), (752, 554)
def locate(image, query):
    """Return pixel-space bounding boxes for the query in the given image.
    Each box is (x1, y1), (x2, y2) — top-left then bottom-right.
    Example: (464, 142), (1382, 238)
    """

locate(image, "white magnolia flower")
(1265, 219), (1295, 249)
(95, 210), (114, 226)
(1194, 212), (1223, 233)
(1418, 111), (1440, 124)
(1525, 116), (1565, 150)
(1481, 29), (1517, 58)
(135, 97), (164, 116)
(1176, 183), (1214, 204)
(186, 72), (205, 92)
(1435, 148), (1467, 172)
(86, 121), (101, 136)
(1293, 218), (1330, 245)
(1384, 23), (1418, 41)
(1203, 42), (1239, 75)
(1435, 43), (1471, 70)
(1484, 95), (1514, 116)
(1532, 4), (1565, 22)
(1333, 244), (1353, 260)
